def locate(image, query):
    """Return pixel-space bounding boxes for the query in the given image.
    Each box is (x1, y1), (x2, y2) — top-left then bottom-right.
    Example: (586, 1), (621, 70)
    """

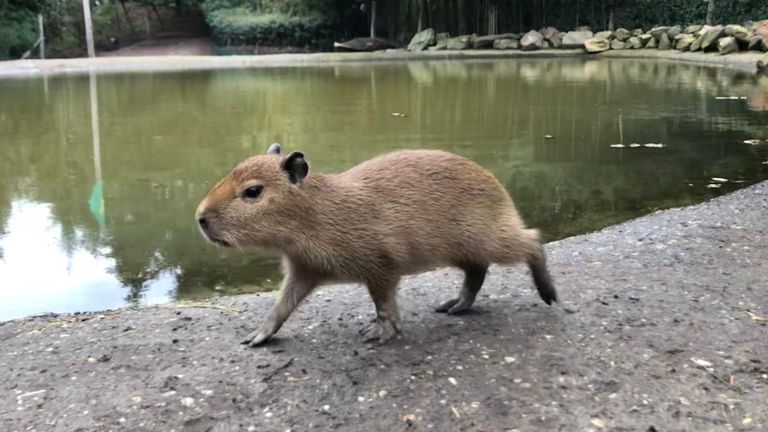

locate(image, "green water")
(1, 58), (767, 320)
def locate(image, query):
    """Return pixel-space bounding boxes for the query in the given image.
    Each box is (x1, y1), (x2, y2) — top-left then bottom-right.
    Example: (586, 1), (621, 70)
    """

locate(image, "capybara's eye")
(243, 185), (263, 199)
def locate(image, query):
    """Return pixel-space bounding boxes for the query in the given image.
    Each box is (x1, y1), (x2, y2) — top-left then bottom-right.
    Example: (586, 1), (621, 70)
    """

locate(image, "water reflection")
(0, 59), (766, 320)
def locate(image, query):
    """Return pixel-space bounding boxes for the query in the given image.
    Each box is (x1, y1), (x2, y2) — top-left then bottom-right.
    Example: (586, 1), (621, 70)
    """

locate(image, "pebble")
(591, 418), (607, 428)
(181, 397), (195, 408)
(504, 356), (516, 363)
(448, 377), (458, 386)
(378, 390), (388, 398)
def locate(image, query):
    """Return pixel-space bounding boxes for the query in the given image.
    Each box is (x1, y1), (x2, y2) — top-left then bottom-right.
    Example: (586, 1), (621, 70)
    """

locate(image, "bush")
(0, 10), (39, 59)
(206, 8), (333, 47)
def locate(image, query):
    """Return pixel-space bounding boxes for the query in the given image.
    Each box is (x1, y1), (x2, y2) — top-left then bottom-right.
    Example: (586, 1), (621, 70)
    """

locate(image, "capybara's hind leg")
(435, 263), (488, 314)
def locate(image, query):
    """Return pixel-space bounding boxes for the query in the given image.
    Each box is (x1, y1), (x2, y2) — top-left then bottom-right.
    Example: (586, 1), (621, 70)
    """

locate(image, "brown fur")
(196, 147), (557, 346)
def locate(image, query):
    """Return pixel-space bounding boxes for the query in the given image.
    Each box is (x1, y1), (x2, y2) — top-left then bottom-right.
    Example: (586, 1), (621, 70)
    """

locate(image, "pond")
(1, 58), (767, 321)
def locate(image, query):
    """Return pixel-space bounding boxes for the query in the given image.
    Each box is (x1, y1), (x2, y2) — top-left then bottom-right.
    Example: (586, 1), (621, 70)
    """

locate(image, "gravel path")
(1, 181), (766, 432)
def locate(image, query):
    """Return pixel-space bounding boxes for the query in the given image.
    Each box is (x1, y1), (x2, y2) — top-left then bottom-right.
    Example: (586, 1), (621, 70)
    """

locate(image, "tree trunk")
(370, 0), (376, 38)
(82, 0), (95, 57)
(608, 8), (614, 31)
(457, 0), (466, 35)
(119, 0), (136, 35)
(417, 0), (425, 32)
(706, 0), (715, 25)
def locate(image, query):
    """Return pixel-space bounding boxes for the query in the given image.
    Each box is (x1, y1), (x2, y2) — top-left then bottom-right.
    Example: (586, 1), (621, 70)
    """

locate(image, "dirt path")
(99, 37), (214, 57)
(1, 181), (767, 432)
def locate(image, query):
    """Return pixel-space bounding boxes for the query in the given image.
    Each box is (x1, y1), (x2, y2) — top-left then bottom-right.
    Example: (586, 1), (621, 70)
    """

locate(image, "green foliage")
(0, 9), (38, 59)
(206, 7), (333, 47)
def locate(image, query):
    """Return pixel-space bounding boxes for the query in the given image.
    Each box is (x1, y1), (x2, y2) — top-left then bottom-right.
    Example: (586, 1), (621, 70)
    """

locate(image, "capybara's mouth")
(209, 237), (232, 248)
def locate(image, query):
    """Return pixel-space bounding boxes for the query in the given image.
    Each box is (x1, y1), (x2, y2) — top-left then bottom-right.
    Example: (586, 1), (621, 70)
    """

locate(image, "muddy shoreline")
(1, 180), (766, 431)
(0, 49), (764, 78)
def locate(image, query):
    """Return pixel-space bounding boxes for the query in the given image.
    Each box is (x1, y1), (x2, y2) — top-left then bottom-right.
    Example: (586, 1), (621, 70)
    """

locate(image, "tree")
(706, 0), (715, 25)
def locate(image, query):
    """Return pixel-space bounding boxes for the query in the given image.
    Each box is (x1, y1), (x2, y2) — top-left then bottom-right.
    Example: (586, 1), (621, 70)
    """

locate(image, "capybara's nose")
(198, 217), (209, 230)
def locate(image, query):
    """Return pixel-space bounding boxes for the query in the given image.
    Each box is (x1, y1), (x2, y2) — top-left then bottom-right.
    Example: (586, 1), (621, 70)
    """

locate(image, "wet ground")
(1, 181), (766, 432)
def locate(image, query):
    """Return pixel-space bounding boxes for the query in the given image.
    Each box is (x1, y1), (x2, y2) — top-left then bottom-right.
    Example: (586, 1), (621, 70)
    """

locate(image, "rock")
(493, 38), (519, 50)
(638, 34), (652, 45)
(675, 34), (696, 51)
(520, 30), (544, 51)
(407, 28), (436, 52)
(432, 39), (447, 50)
(445, 35), (473, 50)
(594, 31), (612, 40)
(758, 54), (768, 75)
(685, 24), (703, 35)
(334, 37), (396, 52)
(543, 39), (551, 48)
(725, 24), (750, 41)
(436, 32), (450, 42)
(658, 32), (671, 50)
(696, 25), (713, 36)
(718, 36), (739, 54)
(631, 28), (644, 36)
(473, 33), (519, 49)
(667, 25), (682, 38)
(701, 25), (725, 51)
(541, 26), (559, 40)
(584, 37), (610, 53)
(748, 35), (767, 52)
(627, 36), (643, 49)
(645, 36), (657, 49)
(755, 20), (768, 46)
(650, 26), (670, 40)
(611, 39), (627, 50)
(562, 30), (594, 48)
(549, 33), (563, 48)
(690, 34), (704, 51)
(613, 28), (631, 41)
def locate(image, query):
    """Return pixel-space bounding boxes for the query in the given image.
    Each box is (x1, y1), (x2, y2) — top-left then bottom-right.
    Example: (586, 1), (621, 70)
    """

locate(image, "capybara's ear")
(266, 143), (281, 155)
(280, 151), (309, 184)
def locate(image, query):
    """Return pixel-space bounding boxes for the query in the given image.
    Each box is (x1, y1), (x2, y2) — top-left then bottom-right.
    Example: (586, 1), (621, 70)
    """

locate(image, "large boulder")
(631, 28), (644, 36)
(473, 33), (519, 49)
(611, 39), (627, 50)
(407, 28), (436, 51)
(658, 32), (672, 50)
(755, 20), (768, 46)
(584, 37), (610, 53)
(718, 36), (739, 54)
(594, 30), (612, 40)
(541, 26), (559, 40)
(696, 25), (713, 36)
(675, 34), (696, 51)
(549, 32), (563, 48)
(445, 35), (473, 50)
(667, 25), (682, 38)
(684, 24), (703, 34)
(613, 28), (631, 41)
(520, 30), (544, 51)
(562, 30), (594, 48)
(646, 36), (657, 49)
(627, 36), (643, 49)
(493, 38), (519, 50)
(701, 25), (725, 51)
(725, 24), (750, 41)
(638, 34), (652, 46)
(650, 26), (670, 40)
(748, 35), (767, 52)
